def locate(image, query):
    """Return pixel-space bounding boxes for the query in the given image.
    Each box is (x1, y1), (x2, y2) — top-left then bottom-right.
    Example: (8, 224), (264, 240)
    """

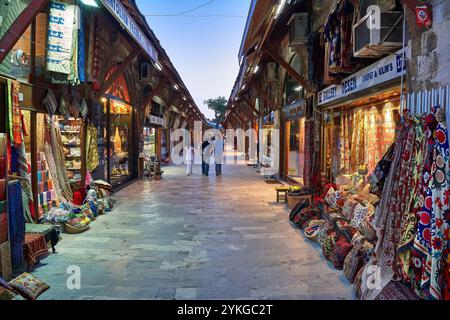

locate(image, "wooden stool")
(275, 186), (289, 203)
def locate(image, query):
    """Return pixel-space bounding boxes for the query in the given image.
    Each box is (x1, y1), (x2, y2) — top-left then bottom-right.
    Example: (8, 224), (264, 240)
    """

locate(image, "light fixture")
(274, 0), (287, 20)
(294, 85), (303, 92)
(241, 84), (246, 90)
(80, 0), (99, 7)
(101, 97), (107, 103)
(154, 62), (163, 71)
(183, 96), (187, 101)
(173, 84), (179, 90)
(253, 65), (259, 74)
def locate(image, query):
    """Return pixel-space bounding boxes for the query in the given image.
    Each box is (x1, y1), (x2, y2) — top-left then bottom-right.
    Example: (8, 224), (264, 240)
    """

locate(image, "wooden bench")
(275, 186), (290, 203)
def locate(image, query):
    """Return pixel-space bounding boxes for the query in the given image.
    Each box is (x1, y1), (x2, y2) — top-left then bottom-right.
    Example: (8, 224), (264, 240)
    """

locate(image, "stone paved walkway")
(33, 161), (355, 300)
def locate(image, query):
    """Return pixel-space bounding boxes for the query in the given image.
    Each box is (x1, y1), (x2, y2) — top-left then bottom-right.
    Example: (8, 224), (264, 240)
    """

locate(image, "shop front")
(143, 114), (164, 159)
(260, 111), (274, 167)
(318, 50), (406, 182)
(103, 97), (135, 189)
(283, 101), (307, 184)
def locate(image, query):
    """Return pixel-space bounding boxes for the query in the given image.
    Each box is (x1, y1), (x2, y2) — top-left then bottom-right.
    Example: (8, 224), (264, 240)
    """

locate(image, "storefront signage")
(149, 115), (164, 126)
(99, 0), (158, 63)
(318, 49), (406, 106)
(283, 100), (306, 120)
(110, 99), (132, 114)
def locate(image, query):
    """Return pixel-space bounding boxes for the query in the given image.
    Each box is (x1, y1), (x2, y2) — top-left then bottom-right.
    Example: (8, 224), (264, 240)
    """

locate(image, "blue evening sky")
(135, 0), (251, 120)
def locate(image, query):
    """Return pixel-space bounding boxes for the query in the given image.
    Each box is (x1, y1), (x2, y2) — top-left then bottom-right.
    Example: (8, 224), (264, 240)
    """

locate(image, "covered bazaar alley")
(31, 157), (354, 300)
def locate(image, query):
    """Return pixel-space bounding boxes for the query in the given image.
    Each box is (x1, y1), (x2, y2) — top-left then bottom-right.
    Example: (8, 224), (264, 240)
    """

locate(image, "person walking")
(201, 139), (210, 176)
(185, 143), (194, 176)
(214, 135), (224, 176)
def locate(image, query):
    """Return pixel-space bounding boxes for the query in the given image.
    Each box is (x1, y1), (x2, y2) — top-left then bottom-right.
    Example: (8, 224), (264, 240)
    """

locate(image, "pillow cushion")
(304, 220), (325, 242)
(289, 199), (310, 222)
(343, 246), (363, 283)
(331, 236), (353, 270)
(342, 198), (358, 220)
(324, 187), (337, 208)
(292, 207), (319, 229)
(317, 222), (334, 246)
(0, 286), (16, 300)
(350, 203), (368, 229)
(9, 273), (50, 300)
(322, 232), (339, 261)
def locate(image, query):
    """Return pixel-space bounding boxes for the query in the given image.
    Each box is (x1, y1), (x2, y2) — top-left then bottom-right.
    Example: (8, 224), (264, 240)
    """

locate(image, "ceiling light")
(253, 65), (259, 74)
(294, 85), (303, 92)
(154, 62), (163, 71)
(274, 0), (287, 20)
(173, 84), (179, 90)
(80, 0), (98, 7)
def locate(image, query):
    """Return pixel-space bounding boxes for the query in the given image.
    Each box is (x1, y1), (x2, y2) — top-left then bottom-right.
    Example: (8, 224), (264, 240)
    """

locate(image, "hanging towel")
(8, 181), (25, 266)
(43, 89), (58, 116)
(78, 3), (86, 83)
(59, 95), (71, 120)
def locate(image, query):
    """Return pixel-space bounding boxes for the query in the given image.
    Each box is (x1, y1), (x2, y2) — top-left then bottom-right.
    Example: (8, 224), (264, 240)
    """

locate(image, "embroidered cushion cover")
(9, 273), (50, 300)
(350, 203), (368, 228)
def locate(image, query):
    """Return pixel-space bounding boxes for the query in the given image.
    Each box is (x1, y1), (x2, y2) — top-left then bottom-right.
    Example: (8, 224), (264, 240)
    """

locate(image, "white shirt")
(185, 146), (194, 162)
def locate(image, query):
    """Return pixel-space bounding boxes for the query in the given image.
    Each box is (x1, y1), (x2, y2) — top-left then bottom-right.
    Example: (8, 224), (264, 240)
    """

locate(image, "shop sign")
(110, 99), (132, 114)
(149, 115), (164, 126)
(283, 100), (306, 120)
(318, 49), (406, 106)
(99, 0), (158, 63)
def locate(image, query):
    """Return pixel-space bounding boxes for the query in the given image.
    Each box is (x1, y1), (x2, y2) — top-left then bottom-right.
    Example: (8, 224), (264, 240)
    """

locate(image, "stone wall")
(406, 0), (450, 91)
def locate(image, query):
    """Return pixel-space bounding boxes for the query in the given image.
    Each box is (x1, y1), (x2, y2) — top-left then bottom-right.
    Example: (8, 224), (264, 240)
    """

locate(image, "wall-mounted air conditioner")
(264, 63), (277, 81)
(288, 13), (309, 47)
(353, 11), (403, 58)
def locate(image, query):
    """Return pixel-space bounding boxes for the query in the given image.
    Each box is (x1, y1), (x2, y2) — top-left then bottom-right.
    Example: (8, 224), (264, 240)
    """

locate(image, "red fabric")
(23, 233), (49, 269)
(73, 191), (83, 206)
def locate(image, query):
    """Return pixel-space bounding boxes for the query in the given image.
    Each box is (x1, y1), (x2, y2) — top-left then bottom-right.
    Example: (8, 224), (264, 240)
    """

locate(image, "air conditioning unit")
(139, 62), (151, 81)
(264, 63), (277, 81)
(353, 11), (403, 58)
(288, 13), (309, 47)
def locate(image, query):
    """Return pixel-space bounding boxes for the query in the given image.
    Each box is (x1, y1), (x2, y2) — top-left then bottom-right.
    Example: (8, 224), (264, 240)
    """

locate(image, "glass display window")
(143, 127), (157, 158)
(324, 99), (399, 182)
(286, 118), (305, 182)
(109, 99), (132, 186)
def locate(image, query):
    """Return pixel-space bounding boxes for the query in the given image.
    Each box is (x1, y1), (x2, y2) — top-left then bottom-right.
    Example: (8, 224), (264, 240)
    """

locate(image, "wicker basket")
(287, 194), (313, 209)
(64, 223), (90, 234)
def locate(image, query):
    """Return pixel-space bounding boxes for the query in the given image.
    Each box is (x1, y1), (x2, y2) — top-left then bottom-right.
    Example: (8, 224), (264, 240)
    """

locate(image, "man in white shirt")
(185, 144), (194, 176)
(214, 136), (224, 176)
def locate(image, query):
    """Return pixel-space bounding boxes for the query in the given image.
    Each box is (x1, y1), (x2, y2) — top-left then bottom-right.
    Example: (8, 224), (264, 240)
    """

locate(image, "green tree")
(204, 96), (228, 126)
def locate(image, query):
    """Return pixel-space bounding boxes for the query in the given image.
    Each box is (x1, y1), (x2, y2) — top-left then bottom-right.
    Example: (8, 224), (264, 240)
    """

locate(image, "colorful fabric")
(331, 235), (353, 270)
(8, 181), (25, 266)
(343, 245), (363, 283)
(86, 124), (99, 171)
(411, 106), (450, 300)
(23, 233), (49, 269)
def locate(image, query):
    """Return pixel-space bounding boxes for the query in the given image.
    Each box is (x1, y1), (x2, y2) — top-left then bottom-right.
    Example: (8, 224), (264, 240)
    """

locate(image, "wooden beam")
(0, 0), (49, 63)
(263, 44), (313, 92)
(241, 96), (259, 115)
(142, 76), (169, 110)
(101, 48), (141, 94)
(230, 108), (244, 127)
(251, 83), (275, 108)
(236, 103), (254, 121)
